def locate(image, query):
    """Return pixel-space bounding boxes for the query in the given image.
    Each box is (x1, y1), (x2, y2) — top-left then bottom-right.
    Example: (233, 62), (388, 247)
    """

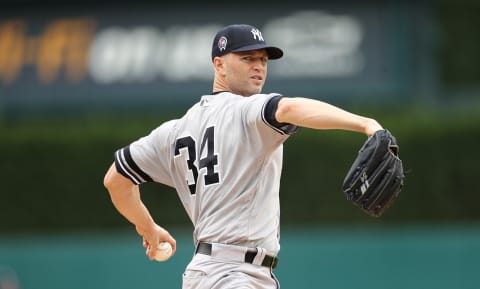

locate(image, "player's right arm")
(275, 97), (383, 136)
(103, 163), (176, 259)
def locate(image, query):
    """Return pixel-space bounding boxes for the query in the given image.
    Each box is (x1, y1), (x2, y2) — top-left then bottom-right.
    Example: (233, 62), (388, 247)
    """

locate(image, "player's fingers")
(142, 238), (148, 248)
(155, 225), (176, 255)
(146, 247), (154, 259)
(146, 243), (158, 260)
(142, 224), (175, 259)
(167, 236), (177, 256)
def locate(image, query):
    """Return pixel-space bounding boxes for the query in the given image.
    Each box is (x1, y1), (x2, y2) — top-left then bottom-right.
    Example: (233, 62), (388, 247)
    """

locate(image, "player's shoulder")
(206, 91), (281, 98)
(159, 119), (179, 129)
(150, 119), (179, 138)
(210, 91), (282, 104)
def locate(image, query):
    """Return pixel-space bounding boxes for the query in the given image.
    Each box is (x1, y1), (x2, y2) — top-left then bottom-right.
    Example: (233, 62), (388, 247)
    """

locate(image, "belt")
(195, 242), (278, 269)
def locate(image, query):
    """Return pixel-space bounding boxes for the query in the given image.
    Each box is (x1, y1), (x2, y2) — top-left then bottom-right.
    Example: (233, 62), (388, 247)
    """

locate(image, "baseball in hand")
(149, 242), (173, 262)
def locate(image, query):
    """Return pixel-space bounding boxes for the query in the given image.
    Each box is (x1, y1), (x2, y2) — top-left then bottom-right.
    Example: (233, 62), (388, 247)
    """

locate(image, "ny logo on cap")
(251, 28), (264, 41)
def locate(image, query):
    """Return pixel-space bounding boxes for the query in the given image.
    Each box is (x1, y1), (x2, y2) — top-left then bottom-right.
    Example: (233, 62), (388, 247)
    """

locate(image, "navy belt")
(195, 242), (278, 269)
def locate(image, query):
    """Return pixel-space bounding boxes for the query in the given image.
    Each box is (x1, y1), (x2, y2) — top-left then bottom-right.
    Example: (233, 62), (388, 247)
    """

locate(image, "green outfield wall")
(1, 226), (479, 289)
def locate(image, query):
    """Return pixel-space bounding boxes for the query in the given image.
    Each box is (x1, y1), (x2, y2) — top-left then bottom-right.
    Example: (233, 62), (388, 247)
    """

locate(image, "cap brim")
(231, 44), (283, 60)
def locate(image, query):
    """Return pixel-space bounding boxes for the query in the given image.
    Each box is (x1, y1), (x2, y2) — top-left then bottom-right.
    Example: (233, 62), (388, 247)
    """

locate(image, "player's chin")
(247, 82), (264, 95)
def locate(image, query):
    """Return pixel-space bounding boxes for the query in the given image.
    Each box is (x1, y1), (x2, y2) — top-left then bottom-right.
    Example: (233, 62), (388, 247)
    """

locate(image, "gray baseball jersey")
(114, 92), (298, 254)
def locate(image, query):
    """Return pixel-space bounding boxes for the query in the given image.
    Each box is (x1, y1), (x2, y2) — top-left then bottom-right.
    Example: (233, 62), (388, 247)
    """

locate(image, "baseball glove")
(342, 129), (405, 217)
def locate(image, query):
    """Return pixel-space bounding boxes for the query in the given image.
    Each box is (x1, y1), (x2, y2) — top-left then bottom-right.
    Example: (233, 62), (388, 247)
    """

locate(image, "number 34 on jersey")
(174, 126), (220, 195)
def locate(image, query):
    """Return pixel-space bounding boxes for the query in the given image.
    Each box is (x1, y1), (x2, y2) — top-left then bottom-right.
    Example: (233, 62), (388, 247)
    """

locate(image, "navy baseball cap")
(211, 24), (283, 61)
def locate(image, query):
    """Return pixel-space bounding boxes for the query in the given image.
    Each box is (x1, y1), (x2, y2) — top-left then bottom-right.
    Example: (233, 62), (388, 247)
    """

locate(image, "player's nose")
(252, 62), (266, 74)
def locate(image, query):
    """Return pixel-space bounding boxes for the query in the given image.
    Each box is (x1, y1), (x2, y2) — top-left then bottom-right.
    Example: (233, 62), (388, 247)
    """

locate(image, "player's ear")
(213, 56), (226, 76)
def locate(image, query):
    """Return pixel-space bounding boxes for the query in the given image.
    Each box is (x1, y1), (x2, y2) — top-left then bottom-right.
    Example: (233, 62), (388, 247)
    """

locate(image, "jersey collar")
(211, 91), (230, 95)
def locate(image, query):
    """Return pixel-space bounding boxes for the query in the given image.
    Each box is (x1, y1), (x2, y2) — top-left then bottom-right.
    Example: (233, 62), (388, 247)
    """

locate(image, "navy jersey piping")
(262, 95), (299, 135)
(114, 146), (153, 184)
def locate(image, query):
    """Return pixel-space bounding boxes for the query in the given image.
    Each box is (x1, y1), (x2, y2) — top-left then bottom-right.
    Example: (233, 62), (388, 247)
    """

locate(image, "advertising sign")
(0, 3), (414, 112)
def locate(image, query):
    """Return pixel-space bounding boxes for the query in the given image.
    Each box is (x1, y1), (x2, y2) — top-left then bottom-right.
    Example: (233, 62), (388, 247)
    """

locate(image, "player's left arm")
(275, 97), (383, 136)
(103, 163), (177, 259)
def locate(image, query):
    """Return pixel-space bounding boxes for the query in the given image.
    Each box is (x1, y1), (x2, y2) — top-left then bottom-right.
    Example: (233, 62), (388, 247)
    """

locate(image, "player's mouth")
(250, 75), (264, 84)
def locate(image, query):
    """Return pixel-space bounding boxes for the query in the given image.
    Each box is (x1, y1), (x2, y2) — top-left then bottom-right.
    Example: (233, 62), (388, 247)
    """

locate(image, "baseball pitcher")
(104, 24), (399, 289)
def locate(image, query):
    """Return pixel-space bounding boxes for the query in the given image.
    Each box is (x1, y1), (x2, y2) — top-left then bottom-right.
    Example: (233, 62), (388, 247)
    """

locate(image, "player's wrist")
(363, 118), (383, 136)
(135, 220), (156, 236)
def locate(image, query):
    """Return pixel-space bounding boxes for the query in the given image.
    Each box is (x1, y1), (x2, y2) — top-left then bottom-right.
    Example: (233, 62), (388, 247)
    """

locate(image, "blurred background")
(1, 0), (480, 288)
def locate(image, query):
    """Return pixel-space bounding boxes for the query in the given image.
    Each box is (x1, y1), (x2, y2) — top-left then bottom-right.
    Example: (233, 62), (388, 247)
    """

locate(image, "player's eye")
(242, 56), (267, 64)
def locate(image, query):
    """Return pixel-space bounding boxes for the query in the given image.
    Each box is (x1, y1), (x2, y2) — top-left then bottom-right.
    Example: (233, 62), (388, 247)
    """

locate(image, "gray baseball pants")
(182, 243), (279, 289)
